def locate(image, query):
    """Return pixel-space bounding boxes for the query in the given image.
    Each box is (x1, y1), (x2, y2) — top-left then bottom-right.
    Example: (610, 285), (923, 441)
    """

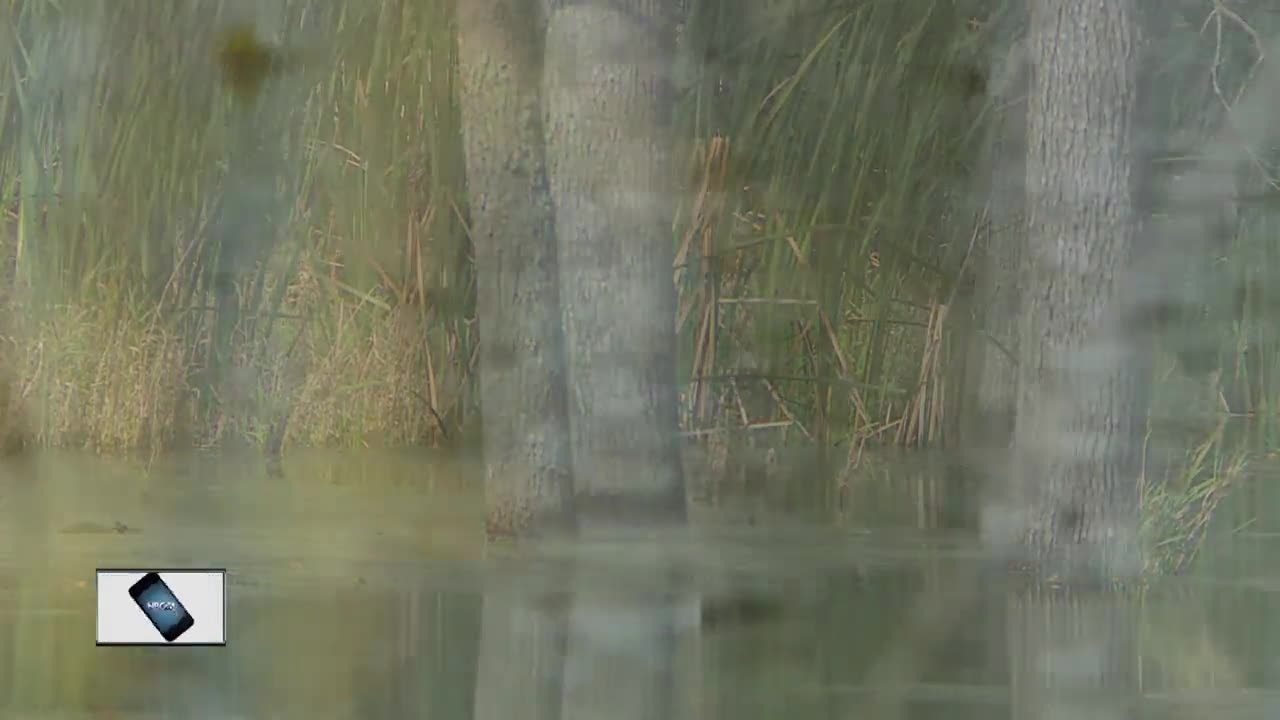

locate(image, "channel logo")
(96, 569), (227, 646)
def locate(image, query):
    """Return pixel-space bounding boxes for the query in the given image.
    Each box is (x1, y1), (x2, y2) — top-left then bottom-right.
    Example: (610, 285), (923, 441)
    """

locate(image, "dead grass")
(0, 267), (460, 454)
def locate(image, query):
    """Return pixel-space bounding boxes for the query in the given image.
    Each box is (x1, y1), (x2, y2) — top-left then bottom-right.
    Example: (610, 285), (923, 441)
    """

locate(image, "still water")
(1, 448), (1279, 718)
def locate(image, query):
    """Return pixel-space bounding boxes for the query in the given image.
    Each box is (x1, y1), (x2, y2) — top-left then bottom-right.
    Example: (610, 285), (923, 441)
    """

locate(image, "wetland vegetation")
(3, 0), (1280, 717)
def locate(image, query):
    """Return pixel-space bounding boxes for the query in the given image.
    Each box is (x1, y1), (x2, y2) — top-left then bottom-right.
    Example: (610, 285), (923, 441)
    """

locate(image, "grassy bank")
(0, 0), (1276, 502)
(1, 0), (472, 452)
(0, 0), (991, 454)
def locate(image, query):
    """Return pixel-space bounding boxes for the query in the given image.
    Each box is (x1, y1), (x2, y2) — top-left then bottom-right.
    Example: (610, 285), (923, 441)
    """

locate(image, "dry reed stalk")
(677, 136), (731, 430)
(896, 300), (948, 447)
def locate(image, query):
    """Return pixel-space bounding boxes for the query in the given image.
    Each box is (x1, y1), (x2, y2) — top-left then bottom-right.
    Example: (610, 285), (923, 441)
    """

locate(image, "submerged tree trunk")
(1004, 4), (1145, 719)
(1003, 0), (1145, 584)
(460, 0), (696, 715)
(542, 0), (687, 523)
(457, 3), (575, 720)
(542, 4), (698, 720)
(456, 0), (575, 539)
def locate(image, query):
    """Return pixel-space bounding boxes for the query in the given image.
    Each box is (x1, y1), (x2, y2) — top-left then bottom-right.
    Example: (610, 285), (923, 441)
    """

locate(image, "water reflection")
(0, 449), (1278, 718)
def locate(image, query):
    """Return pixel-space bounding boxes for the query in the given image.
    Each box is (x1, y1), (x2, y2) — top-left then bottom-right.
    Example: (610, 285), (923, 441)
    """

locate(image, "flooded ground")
(1, 448), (1279, 718)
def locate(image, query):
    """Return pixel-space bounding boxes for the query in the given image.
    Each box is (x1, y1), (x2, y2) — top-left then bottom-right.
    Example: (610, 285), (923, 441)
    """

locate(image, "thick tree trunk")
(541, 5), (698, 720)
(542, 0), (687, 523)
(456, 0), (575, 539)
(1004, 0), (1146, 584)
(1006, 2), (1146, 716)
(457, 4), (576, 720)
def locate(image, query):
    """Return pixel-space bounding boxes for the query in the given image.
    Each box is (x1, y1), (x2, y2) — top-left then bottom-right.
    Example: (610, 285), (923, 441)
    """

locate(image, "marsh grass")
(1140, 415), (1250, 576)
(0, 0), (470, 452)
(673, 0), (991, 458)
(4, 261), (462, 453)
(0, 0), (1278, 494)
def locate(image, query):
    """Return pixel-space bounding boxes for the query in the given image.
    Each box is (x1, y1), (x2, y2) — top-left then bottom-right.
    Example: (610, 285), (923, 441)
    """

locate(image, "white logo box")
(96, 569), (227, 646)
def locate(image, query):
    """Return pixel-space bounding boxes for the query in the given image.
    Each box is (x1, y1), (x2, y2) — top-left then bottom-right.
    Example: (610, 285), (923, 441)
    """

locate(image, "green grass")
(1, 0), (471, 451)
(0, 0), (1277, 488)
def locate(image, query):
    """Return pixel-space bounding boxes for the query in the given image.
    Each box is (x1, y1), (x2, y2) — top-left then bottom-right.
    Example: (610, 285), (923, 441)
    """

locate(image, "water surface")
(1, 449), (1278, 719)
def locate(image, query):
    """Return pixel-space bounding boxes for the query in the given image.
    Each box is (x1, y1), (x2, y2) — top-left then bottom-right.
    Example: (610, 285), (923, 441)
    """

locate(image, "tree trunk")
(1005, 0), (1146, 698)
(456, 0), (575, 539)
(541, 5), (699, 720)
(542, 0), (687, 523)
(457, 3), (576, 720)
(1003, 0), (1146, 584)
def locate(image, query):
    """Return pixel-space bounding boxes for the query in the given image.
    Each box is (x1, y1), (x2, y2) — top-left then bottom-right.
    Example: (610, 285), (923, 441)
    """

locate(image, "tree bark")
(541, 5), (698, 720)
(542, 0), (687, 524)
(1004, 0), (1146, 584)
(456, 0), (576, 539)
(457, 4), (576, 720)
(1004, 0), (1147, 701)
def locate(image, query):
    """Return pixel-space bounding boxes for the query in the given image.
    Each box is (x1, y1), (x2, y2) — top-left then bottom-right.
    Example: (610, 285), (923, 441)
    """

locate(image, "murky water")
(1, 449), (1279, 718)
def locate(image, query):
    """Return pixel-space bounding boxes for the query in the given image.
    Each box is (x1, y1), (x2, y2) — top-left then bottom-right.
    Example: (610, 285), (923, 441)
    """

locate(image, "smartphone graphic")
(128, 572), (196, 642)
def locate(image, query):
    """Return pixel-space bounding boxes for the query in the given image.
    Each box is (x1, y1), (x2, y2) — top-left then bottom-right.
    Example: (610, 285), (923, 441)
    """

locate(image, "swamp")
(3, 0), (1280, 718)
